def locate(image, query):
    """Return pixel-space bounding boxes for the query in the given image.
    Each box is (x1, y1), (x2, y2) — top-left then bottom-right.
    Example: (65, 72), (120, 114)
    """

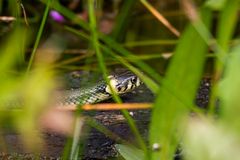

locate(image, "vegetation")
(0, 0), (240, 159)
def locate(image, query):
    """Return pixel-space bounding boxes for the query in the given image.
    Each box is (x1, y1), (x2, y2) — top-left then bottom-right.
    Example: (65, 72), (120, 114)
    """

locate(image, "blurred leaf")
(208, 0), (239, 115)
(34, 33), (67, 65)
(149, 7), (212, 160)
(0, 27), (28, 73)
(111, 0), (136, 42)
(0, 27), (29, 108)
(0, 23), (57, 151)
(216, 0), (239, 53)
(219, 44), (240, 132)
(115, 144), (144, 160)
(183, 119), (240, 160)
(205, 0), (227, 10)
(14, 68), (56, 151)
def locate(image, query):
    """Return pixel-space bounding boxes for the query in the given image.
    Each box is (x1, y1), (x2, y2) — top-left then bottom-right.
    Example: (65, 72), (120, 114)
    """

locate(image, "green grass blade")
(183, 119), (240, 160)
(110, 0), (136, 42)
(115, 144), (144, 160)
(88, 0), (111, 89)
(0, 27), (27, 73)
(209, 0), (239, 114)
(70, 118), (84, 160)
(216, 0), (239, 53)
(149, 7), (212, 160)
(26, 0), (52, 73)
(213, 0), (240, 73)
(219, 44), (240, 133)
(87, 1), (147, 153)
(205, 0), (227, 10)
(124, 39), (177, 47)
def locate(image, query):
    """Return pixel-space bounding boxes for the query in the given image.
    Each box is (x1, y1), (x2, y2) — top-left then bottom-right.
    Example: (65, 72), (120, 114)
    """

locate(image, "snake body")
(1, 71), (142, 108)
(57, 71), (142, 106)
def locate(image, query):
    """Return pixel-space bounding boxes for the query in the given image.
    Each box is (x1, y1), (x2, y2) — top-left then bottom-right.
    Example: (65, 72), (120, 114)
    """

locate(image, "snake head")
(105, 71), (142, 95)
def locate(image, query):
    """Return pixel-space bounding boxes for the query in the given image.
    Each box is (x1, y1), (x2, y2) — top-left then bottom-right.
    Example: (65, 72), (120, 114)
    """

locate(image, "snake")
(2, 71), (142, 108)
(56, 71), (142, 106)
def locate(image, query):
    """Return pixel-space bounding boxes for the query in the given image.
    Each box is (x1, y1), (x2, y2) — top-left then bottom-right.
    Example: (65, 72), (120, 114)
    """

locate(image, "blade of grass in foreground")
(0, 27), (29, 106)
(87, 0), (147, 155)
(149, 7), (212, 160)
(215, 0), (239, 53)
(0, 28), (28, 73)
(182, 44), (240, 160)
(219, 44), (240, 134)
(208, 0), (239, 114)
(115, 144), (145, 160)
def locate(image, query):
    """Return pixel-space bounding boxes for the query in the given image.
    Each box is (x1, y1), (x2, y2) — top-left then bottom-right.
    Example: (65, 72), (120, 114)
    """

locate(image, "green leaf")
(0, 27), (28, 73)
(111, 0), (136, 42)
(183, 119), (240, 160)
(209, 0), (239, 116)
(216, 0), (239, 53)
(205, 0), (227, 10)
(219, 44), (240, 132)
(149, 7), (212, 160)
(115, 144), (145, 160)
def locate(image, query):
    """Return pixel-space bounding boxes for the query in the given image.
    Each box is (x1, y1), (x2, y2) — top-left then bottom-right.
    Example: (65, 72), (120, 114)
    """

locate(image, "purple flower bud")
(50, 10), (65, 23)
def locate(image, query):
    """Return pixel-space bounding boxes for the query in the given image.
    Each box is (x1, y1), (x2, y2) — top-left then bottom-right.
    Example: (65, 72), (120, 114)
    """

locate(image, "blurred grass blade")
(70, 117), (84, 159)
(87, 0), (117, 102)
(219, 44), (240, 133)
(0, 27), (28, 73)
(183, 118), (240, 160)
(140, 0), (180, 37)
(14, 68), (55, 151)
(209, 0), (239, 114)
(0, 27), (29, 106)
(205, 0), (227, 10)
(216, 0), (239, 53)
(149, 7), (212, 160)
(124, 39), (178, 47)
(115, 144), (144, 160)
(87, 0), (147, 153)
(111, 0), (136, 42)
(214, 0), (239, 73)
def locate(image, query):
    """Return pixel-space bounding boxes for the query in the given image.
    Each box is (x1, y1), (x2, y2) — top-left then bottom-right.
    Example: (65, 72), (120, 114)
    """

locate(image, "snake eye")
(131, 77), (137, 84)
(117, 86), (121, 92)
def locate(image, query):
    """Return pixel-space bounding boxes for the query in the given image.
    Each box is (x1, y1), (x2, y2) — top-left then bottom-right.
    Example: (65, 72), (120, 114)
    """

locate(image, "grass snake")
(2, 71), (142, 108)
(56, 70), (142, 106)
